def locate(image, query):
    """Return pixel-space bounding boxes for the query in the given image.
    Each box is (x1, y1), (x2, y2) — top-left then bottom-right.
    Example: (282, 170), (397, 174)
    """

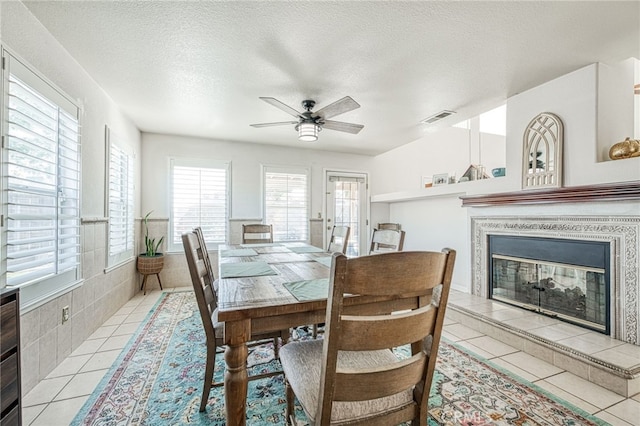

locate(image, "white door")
(324, 171), (368, 256)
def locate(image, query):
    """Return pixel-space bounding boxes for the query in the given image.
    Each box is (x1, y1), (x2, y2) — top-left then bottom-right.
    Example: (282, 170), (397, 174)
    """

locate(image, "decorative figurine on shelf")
(609, 137), (640, 160)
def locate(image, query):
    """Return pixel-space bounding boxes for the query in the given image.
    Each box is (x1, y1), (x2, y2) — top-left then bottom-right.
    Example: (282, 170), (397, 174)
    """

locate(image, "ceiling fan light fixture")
(297, 122), (320, 142)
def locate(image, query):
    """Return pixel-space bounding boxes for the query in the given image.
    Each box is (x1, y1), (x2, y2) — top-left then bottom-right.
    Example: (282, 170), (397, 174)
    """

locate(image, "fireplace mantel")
(461, 181), (640, 207)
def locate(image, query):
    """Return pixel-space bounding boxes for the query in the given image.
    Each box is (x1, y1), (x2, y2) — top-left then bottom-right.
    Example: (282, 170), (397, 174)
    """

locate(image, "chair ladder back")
(316, 253), (348, 423)
(193, 226), (218, 304)
(316, 249), (456, 425)
(344, 251), (448, 296)
(327, 225), (350, 254)
(377, 222), (401, 231)
(339, 305), (437, 351)
(370, 229), (405, 254)
(182, 232), (218, 342)
(242, 224), (273, 244)
(333, 353), (427, 401)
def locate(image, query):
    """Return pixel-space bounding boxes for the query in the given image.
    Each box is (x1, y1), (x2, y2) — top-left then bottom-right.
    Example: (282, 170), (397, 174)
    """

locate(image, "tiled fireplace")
(470, 215), (640, 346)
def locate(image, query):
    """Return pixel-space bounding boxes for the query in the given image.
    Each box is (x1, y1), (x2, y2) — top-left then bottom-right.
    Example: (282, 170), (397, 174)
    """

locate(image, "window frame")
(1, 49), (82, 311)
(168, 157), (230, 252)
(105, 125), (135, 268)
(262, 164), (310, 243)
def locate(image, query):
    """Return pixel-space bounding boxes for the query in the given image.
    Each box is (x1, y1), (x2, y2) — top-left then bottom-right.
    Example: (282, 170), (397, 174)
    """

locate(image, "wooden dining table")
(216, 242), (427, 425)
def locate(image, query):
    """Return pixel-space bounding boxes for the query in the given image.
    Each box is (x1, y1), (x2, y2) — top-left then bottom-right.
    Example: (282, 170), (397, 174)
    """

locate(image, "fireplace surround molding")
(470, 215), (640, 345)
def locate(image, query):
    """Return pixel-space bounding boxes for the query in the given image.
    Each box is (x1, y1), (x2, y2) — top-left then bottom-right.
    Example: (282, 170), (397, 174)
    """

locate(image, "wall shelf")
(370, 177), (510, 203)
(371, 188), (466, 203)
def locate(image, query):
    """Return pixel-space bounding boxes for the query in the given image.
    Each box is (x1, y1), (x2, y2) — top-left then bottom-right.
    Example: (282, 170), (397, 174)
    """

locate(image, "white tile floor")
(22, 288), (640, 426)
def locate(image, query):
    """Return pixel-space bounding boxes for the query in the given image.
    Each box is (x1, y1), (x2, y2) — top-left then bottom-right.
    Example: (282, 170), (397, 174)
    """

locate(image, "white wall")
(508, 63), (640, 187)
(141, 132), (375, 233)
(371, 63), (640, 292)
(1, 1), (141, 217)
(2, 2), (143, 394)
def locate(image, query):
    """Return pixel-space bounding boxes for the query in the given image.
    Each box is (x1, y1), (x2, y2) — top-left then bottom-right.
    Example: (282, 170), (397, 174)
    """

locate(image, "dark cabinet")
(0, 288), (21, 426)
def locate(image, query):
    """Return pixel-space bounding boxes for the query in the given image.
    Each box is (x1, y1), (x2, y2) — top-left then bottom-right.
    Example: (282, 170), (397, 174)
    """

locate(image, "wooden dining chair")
(377, 222), (401, 231)
(369, 228), (406, 254)
(327, 225), (350, 254)
(182, 231), (283, 412)
(280, 249), (456, 425)
(193, 226), (218, 294)
(242, 223), (274, 244)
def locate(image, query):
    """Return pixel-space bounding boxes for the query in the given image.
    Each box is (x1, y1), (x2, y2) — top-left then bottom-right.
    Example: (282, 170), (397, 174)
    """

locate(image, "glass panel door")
(325, 171), (368, 257)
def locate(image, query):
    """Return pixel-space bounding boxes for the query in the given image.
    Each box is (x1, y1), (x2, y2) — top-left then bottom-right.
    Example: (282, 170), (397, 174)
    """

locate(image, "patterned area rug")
(71, 291), (608, 425)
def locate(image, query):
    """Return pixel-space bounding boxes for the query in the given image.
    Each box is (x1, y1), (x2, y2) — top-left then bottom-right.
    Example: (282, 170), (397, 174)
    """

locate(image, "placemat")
(283, 278), (330, 301)
(220, 261), (277, 278)
(240, 243), (282, 248)
(288, 245), (325, 253)
(314, 256), (332, 267)
(220, 248), (258, 257)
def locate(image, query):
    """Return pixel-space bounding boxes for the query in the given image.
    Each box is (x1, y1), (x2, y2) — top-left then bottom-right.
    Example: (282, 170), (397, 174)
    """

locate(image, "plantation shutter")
(107, 130), (135, 265)
(264, 167), (309, 242)
(4, 53), (81, 293)
(170, 159), (228, 250)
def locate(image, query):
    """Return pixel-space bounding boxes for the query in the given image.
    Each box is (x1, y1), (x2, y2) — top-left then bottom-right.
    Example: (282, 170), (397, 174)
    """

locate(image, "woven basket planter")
(137, 254), (165, 275)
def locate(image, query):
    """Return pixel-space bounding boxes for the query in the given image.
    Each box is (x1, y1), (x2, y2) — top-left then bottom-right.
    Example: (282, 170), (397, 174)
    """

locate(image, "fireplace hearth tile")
(483, 307), (531, 321)
(558, 334), (627, 355)
(530, 324), (591, 342)
(553, 351), (590, 379)
(594, 346), (640, 370)
(503, 314), (560, 330)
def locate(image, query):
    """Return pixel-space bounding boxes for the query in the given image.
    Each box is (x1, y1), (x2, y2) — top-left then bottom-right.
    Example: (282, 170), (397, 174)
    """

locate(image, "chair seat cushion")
(280, 339), (413, 424)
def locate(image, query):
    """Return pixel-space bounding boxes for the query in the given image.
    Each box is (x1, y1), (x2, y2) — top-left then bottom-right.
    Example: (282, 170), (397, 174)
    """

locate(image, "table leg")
(224, 319), (250, 426)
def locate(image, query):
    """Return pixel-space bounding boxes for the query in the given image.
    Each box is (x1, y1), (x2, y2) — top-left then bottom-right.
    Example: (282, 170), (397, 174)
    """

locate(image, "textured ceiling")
(21, 1), (640, 155)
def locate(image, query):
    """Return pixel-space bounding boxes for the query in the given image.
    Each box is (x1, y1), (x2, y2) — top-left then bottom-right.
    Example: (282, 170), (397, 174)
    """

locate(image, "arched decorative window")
(522, 112), (563, 189)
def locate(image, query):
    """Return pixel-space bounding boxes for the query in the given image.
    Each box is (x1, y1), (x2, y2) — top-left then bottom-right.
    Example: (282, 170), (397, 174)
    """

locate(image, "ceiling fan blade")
(314, 96), (360, 120)
(322, 120), (364, 134)
(250, 121), (298, 128)
(259, 97), (303, 118)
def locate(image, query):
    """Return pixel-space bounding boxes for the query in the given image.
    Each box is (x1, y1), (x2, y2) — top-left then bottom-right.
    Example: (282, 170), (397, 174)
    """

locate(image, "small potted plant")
(137, 211), (165, 277)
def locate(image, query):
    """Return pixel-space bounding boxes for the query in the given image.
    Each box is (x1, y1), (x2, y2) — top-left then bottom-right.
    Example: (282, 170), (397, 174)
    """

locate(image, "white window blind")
(4, 53), (81, 293)
(170, 159), (228, 250)
(107, 129), (134, 265)
(264, 167), (309, 242)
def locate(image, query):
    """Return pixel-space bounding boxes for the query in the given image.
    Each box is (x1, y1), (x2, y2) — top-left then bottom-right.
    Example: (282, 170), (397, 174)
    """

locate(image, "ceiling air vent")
(420, 110), (456, 125)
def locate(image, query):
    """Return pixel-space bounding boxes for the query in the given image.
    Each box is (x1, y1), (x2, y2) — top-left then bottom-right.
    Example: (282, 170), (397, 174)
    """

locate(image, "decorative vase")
(609, 137), (640, 160)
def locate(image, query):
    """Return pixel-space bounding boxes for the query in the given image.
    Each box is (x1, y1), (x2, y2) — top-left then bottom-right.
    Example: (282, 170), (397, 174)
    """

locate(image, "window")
(106, 126), (134, 266)
(264, 166), (309, 242)
(479, 104), (506, 136)
(170, 159), (228, 250)
(3, 52), (81, 308)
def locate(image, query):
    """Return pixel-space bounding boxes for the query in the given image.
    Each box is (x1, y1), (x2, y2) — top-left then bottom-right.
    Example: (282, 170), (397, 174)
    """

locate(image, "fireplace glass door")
(492, 255), (607, 332)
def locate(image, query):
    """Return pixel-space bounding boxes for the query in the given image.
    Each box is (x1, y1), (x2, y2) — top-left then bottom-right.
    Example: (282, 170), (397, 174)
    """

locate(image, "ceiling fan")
(250, 96), (364, 142)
